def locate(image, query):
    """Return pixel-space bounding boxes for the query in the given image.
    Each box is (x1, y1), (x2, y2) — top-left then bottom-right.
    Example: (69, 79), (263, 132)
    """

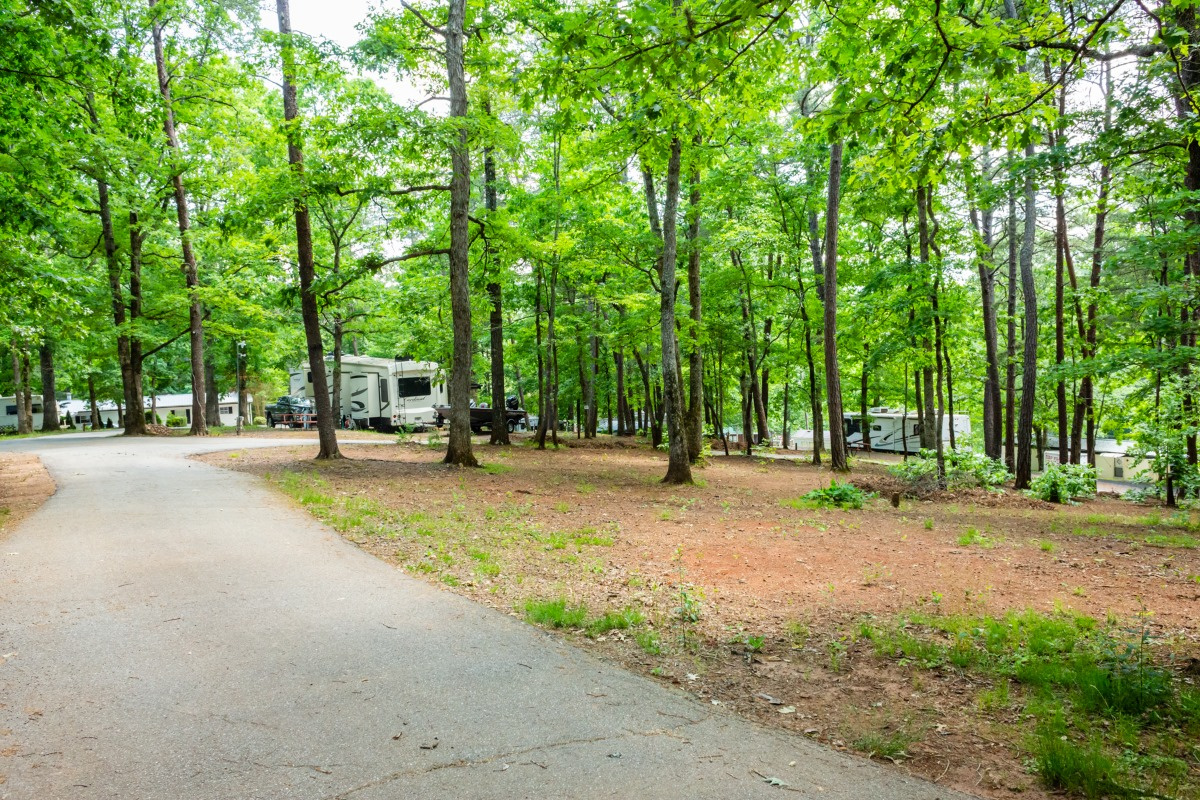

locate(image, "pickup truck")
(433, 404), (529, 434)
(265, 396), (314, 428)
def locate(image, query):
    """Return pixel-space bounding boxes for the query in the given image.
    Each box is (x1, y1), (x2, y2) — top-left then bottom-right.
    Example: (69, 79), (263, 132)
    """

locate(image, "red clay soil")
(202, 436), (1200, 799)
(0, 453), (55, 539)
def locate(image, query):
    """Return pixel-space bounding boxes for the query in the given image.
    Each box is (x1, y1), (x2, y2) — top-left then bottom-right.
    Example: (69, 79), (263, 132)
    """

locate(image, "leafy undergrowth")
(785, 480), (874, 510)
(859, 610), (1200, 798)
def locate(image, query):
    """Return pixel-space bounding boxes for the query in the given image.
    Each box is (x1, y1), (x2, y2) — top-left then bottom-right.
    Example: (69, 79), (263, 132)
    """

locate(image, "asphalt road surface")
(0, 434), (973, 799)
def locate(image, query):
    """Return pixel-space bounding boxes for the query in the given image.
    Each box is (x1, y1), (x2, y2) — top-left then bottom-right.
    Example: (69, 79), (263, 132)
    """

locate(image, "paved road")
(0, 434), (972, 799)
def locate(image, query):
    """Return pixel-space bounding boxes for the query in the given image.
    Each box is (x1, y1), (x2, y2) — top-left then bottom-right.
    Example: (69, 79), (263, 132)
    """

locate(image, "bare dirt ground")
(0, 453), (55, 540)
(200, 436), (1200, 799)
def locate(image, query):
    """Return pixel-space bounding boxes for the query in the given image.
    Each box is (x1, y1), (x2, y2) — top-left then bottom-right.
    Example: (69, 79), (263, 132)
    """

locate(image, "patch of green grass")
(1140, 533), (1197, 548)
(853, 730), (916, 760)
(863, 608), (1199, 797)
(585, 608), (644, 637)
(978, 680), (1011, 712)
(957, 527), (991, 547)
(482, 462), (513, 475)
(924, 518), (934, 530)
(553, 500), (570, 513)
(1032, 718), (1122, 798)
(572, 527), (614, 547)
(1039, 539), (1056, 553)
(576, 482), (595, 494)
(636, 630), (662, 655)
(523, 598), (588, 629)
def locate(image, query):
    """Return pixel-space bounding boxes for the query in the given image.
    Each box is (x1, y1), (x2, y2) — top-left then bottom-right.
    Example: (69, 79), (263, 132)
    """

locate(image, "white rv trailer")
(844, 407), (970, 453)
(301, 356), (448, 432)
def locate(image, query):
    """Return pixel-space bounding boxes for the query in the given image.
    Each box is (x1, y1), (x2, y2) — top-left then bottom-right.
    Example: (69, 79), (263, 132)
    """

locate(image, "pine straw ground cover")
(201, 437), (1200, 800)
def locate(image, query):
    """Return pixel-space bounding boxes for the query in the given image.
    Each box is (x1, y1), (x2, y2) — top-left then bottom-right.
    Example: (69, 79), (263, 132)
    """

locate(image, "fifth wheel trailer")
(844, 407), (970, 453)
(300, 356), (448, 432)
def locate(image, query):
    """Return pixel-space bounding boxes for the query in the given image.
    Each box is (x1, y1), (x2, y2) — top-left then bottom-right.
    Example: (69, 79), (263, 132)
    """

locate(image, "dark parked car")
(265, 396), (314, 428)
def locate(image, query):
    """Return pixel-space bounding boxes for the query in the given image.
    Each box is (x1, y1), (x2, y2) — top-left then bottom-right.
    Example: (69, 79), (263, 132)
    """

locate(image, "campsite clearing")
(205, 436), (1200, 800)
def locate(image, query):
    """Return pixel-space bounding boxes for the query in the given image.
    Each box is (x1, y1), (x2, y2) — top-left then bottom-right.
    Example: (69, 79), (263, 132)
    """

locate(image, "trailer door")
(350, 375), (369, 421)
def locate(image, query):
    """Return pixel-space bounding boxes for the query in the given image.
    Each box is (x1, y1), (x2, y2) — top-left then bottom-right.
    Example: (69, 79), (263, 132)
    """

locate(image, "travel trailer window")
(379, 378), (389, 404)
(872, 424), (883, 432)
(397, 377), (432, 398)
(5, 405), (14, 415)
(221, 406), (233, 415)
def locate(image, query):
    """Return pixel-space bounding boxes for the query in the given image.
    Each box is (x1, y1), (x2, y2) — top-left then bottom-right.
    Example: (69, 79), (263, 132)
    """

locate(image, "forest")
(1, 0), (1198, 495)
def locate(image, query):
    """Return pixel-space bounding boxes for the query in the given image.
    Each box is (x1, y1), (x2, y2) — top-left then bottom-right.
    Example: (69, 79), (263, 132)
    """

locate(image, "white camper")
(1, 394), (53, 430)
(301, 356), (448, 432)
(844, 407), (970, 453)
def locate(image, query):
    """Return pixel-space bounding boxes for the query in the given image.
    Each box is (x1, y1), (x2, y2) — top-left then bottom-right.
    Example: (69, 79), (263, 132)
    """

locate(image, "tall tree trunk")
(967, 153), (1002, 459)
(920, 185), (946, 480)
(151, 0), (206, 435)
(88, 374), (101, 429)
(441, 0), (477, 466)
(1004, 182), (1018, 471)
(95, 175), (141, 436)
(740, 369), (753, 456)
(799, 283), (822, 465)
(656, 138), (692, 483)
(11, 343), (30, 434)
(331, 321), (344, 426)
(39, 339), (59, 431)
(1083, 61), (1113, 468)
(534, 263), (548, 447)
(204, 352), (220, 427)
(277, 0), (339, 459)
(21, 350), (32, 429)
(126, 212), (147, 435)
(860, 344), (871, 452)
(823, 140), (848, 472)
(1015, 140), (1039, 489)
(685, 170), (704, 462)
(484, 100), (510, 446)
(587, 303), (599, 437)
(615, 348), (629, 436)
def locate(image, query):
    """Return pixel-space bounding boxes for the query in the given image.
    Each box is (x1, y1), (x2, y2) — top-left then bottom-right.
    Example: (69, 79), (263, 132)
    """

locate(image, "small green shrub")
(253, 415), (266, 426)
(1029, 463), (1096, 504)
(482, 462), (513, 475)
(165, 412), (186, 427)
(787, 480), (873, 510)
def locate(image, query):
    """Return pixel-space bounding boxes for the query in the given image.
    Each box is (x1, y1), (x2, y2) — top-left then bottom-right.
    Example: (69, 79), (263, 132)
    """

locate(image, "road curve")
(0, 434), (973, 800)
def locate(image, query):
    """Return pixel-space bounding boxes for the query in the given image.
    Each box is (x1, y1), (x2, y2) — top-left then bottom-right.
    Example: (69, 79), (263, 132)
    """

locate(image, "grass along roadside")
(858, 610), (1200, 798)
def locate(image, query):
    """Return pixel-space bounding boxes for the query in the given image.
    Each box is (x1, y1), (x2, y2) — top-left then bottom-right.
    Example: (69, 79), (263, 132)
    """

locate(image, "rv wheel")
(507, 419), (517, 433)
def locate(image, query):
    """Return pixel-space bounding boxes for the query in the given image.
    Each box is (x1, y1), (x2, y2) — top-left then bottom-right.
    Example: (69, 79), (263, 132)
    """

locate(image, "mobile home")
(844, 407), (970, 453)
(300, 356), (448, 432)
(152, 393), (243, 427)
